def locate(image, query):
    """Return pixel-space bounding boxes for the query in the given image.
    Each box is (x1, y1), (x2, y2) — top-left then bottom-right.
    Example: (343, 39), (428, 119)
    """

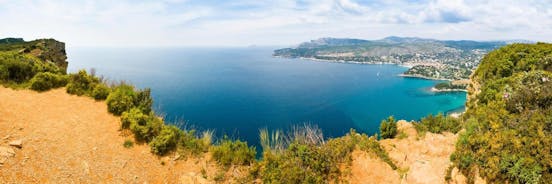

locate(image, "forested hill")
(451, 42), (552, 183)
(274, 37), (508, 80)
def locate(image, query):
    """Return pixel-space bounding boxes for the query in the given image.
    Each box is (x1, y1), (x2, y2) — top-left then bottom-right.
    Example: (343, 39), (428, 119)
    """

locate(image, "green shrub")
(260, 142), (327, 184)
(130, 113), (163, 142)
(106, 84), (153, 115)
(29, 72), (68, 91)
(123, 139), (134, 148)
(177, 129), (208, 156)
(452, 43), (552, 183)
(120, 108), (148, 129)
(0, 51), (63, 84)
(134, 88), (153, 114)
(259, 129), (397, 183)
(0, 65), (8, 81)
(414, 113), (461, 134)
(91, 84), (110, 100)
(121, 107), (163, 142)
(1, 58), (34, 83)
(211, 138), (256, 167)
(150, 125), (182, 155)
(66, 70), (99, 96)
(379, 116), (397, 139)
(106, 84), (136, 115)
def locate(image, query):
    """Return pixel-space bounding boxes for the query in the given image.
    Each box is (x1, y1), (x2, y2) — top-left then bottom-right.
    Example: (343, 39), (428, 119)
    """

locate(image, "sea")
(67, 46), (466, 148)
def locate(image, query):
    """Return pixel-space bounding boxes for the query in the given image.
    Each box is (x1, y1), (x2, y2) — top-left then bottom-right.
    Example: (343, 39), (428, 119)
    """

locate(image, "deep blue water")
(67, 47), (466, 147)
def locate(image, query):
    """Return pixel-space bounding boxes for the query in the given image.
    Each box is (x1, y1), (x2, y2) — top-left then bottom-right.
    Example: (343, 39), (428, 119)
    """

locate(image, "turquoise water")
(67, 47), (466, 146)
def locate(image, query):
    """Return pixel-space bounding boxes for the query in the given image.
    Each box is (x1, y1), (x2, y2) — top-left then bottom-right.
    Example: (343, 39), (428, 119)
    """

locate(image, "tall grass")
(201, 130), (214, 147)
(290, 123), (325, 145)
(259, 128), (285, 154)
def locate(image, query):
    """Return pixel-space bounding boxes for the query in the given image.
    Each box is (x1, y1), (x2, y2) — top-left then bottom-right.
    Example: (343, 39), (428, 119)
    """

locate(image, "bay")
(67, 47), (466, 147)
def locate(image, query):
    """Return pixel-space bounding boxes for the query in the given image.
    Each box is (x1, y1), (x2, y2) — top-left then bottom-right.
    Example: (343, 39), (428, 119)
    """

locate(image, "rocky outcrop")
(0, 38), (68, 73)
(24, 39), (68, 72)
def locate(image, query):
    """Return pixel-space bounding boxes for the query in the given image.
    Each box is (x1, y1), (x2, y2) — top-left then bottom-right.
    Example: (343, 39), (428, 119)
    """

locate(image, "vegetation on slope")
(451, 43), (552, 183)
(15, 38), (552, 183)
(379, 116), (397, 139)
(257, 127), (396, 183)
(413, 112), (462, 134)
(1, 38), (401, 183)
(0, 38), (68, 71)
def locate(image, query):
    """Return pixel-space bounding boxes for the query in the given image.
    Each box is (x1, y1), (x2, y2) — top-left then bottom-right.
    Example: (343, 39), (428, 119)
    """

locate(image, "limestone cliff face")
(0, 38), (68, 73)
(23, 39), (68, 72)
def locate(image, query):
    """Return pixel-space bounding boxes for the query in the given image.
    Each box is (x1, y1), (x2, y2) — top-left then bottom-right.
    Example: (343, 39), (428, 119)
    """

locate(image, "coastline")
(430, 87), (468, 93)
(275, 55), (465, 81)
(398, 74), (453, 81)
(274, 55), (403, 66)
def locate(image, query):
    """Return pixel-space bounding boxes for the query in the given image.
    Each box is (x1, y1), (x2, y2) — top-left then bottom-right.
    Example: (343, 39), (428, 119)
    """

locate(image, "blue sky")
(1, 0), (551, 46)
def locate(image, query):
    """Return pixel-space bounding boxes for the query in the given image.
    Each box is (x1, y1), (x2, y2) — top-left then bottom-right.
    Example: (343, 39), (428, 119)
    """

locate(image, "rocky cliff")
(0, 38), (68, 73)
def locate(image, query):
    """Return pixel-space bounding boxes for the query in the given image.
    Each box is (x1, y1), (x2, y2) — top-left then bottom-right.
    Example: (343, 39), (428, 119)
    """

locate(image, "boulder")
(9, 139), (22, 148)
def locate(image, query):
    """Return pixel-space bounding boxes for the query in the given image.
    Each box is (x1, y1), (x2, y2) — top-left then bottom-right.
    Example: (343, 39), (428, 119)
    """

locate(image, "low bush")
(29, 72), (68, 91)
(1, 58), (34, 83)
(0, 65), (9, 81)
(379, 116), (397, 139)
(66, 70), (100, 96)
(121, 107), (163, 142)
(106, 84), (153, 115)
(134, 88), (153, 114)
(130, 114), (163, 142)
(91, 83), (110, 100)
(150, 125), (182, 155)
(120, 108), (148, 129)
(414, 113), (461, 134)
(211, 138), (256, 167)
(106, 84), (136, 115)
(177, 129), (209, 156)
(0, 51), (63, 84)
(259, 129), (397, 183)
(123, 139), (134, 148)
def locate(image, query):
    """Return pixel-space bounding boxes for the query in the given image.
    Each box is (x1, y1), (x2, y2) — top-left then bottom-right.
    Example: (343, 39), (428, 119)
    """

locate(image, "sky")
(0, 0), (551, 47)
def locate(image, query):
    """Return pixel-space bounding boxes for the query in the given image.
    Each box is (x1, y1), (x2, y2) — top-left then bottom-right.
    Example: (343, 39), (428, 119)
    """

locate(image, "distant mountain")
(274, 37), (508, 80)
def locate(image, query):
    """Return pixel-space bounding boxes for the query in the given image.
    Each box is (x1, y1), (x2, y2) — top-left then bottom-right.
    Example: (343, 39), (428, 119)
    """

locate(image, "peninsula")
(274, 36), (508, 81)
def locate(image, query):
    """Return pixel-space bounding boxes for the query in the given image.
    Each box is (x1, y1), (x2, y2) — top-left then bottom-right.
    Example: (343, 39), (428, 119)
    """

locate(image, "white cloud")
(0, 0), (550, 46)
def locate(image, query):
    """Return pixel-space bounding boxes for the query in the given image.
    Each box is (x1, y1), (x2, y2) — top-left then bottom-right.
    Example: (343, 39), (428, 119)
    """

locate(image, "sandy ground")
(0, 87), (217, 183)
(0, 86), (479, 183)
(349, 121), (480, 184)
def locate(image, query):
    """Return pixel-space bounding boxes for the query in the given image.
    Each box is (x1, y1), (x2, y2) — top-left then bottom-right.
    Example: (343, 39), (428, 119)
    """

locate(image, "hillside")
(451, 43), (552, 183)
(0, 86), (465, 183)
(274, 37), (506, 80)
(0, 37), (466, 183)
(0, 38), (67, 71)
(2, 37), (551, 183)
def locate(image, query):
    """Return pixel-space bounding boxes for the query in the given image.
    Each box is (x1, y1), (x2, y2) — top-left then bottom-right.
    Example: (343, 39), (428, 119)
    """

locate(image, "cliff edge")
(0, 38), (68, 72)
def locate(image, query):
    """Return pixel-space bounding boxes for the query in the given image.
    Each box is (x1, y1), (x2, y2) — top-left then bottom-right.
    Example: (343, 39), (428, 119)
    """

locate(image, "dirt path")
(0, 87), (214, 183)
